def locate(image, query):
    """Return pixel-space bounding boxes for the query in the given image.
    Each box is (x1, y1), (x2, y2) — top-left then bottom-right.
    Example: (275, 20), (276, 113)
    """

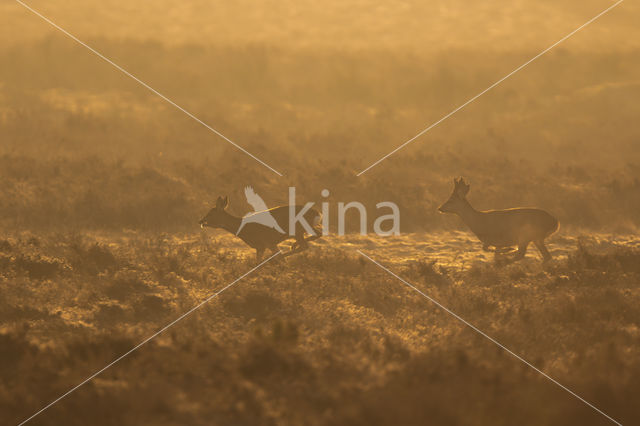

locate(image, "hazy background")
(1, 1), (639, 425)
(1, 0), (639, 233)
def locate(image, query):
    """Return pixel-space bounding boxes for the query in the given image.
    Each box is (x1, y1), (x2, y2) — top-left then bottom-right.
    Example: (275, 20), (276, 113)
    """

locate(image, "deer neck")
(219, 212), (242, 235)
(455, 198), (483, 232)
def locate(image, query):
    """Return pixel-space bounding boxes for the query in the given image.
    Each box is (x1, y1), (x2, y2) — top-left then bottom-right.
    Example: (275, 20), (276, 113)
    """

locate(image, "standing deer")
(439, 178), (559, 262)
(199, 196), (322, 262)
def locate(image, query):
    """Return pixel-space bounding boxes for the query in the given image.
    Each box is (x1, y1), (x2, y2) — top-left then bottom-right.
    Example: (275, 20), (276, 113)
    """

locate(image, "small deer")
(439, 178), (559, 262)
(199, 196), (322, 262)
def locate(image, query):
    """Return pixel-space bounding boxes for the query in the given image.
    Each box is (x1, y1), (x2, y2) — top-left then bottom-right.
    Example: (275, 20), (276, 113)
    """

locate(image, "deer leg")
(282, 244), (307, 258)
(285, 228), (322, 258)
(493, 247), (508, 266)
(296, 230), (322, 249)
(493, 247), (508, 265)
(255, 247), (265, 263)
(267, 245), (286, 263)
(281, 249), (299, 258)
(512, 242), (529, 261)
(496, 246), (516, 254)
(293, 228), (313, 249)
(303, 231), (322, 244)
(534, 239), (552, 262)
(492, 246), (510, 262)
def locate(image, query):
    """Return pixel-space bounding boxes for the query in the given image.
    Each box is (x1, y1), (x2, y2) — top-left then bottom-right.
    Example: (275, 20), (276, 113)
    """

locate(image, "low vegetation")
(1, 232), (638, 424)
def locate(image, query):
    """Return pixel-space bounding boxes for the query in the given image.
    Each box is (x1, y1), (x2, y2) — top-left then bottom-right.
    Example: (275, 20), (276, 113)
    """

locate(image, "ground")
(1, 230), (638, 425)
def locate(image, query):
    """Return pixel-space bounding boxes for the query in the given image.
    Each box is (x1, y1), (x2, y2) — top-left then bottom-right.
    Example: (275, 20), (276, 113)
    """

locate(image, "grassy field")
(1, 231), (639, 425)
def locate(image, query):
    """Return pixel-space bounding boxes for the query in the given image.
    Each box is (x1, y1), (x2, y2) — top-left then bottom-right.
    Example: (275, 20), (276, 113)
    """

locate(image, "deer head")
(199, 196), (230, 228)
(438, 177), (470, 214)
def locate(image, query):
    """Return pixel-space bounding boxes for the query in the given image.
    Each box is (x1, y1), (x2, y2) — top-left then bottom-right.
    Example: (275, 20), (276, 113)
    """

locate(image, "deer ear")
(215, 196), (224, 208)
(223, 196), (229, 209)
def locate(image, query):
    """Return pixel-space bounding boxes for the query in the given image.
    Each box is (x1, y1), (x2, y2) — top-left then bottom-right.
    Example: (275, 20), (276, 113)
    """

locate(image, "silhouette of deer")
(439, 177), (559, 262)
(200, 195), (322, 262)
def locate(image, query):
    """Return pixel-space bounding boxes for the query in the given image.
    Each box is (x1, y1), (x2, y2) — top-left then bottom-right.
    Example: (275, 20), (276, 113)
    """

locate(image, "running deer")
(439, 178), (559, 262)
(199, 196), (322, 262)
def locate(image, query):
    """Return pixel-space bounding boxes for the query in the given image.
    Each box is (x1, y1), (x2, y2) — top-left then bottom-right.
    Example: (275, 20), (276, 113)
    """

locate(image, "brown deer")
(439, 178), (559, 262)
(199, 196), (322, 262)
